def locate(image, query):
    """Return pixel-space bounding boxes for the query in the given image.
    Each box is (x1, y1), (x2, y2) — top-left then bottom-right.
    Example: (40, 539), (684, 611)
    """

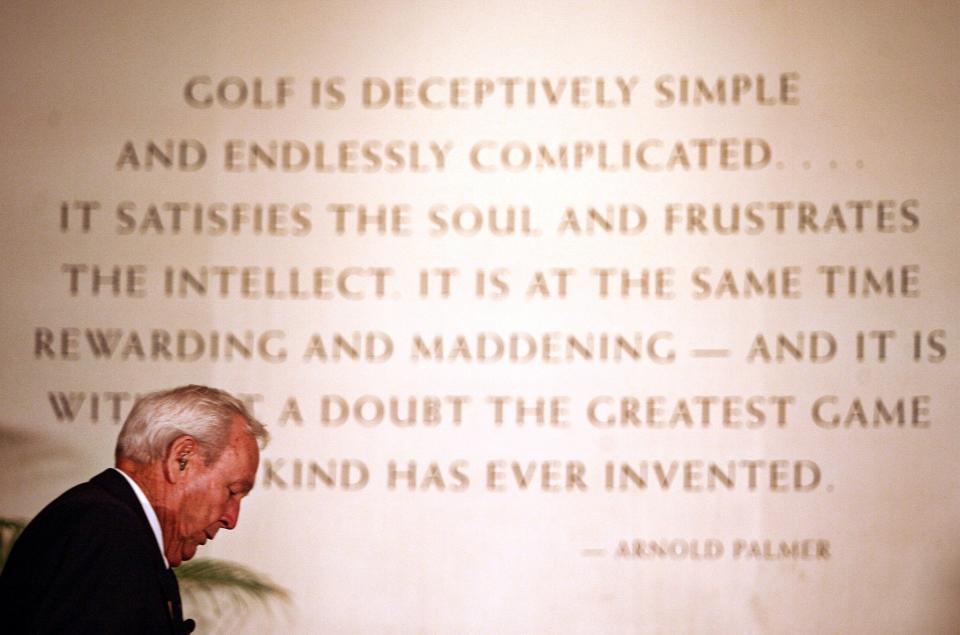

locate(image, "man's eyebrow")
(232, 480), (254, 493)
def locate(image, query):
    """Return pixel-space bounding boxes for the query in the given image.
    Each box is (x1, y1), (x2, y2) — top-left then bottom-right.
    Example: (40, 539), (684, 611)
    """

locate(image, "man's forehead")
(227, 431), (259, 479)
(210, 415), (259, 482)
(224, 415), (258, 449)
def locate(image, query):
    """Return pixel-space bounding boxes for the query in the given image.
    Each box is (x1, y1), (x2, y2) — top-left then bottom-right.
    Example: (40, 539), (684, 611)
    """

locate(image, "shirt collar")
(112, 467), (170, 569)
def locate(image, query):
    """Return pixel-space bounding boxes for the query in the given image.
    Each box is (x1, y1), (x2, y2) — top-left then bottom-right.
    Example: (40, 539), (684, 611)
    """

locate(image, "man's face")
(166, 415), (259, 567)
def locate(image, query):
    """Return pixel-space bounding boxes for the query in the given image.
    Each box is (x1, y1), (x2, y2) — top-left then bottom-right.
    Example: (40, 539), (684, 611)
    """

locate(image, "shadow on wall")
(0, 424), (83, 520)
(0, 424), (80, 485)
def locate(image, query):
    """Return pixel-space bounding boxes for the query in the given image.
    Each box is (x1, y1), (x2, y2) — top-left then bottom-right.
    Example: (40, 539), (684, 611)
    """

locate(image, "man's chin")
(169, 543), (199, 567)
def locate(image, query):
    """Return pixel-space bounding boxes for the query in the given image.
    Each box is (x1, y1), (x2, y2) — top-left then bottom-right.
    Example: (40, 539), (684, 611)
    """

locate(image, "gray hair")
(115, 385), (268, 465)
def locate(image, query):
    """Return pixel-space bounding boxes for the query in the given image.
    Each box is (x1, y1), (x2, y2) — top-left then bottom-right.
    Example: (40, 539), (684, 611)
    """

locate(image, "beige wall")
(1, 1), (958, 632)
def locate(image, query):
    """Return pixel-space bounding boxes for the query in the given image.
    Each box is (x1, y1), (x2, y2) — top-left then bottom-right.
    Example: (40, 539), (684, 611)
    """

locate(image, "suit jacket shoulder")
(0, 469), (180, 634)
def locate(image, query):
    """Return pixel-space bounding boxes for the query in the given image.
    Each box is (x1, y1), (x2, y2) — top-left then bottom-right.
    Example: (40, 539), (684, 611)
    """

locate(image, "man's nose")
(222, 497), (241, 530)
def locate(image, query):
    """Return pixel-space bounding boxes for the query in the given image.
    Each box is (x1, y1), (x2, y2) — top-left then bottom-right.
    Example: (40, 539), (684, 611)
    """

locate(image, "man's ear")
(163, 435), (198, 483)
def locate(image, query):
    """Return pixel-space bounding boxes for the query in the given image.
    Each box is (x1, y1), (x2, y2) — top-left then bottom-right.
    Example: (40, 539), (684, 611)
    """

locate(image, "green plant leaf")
(0, 517), (27, 572)
(176, 557), (291, 615)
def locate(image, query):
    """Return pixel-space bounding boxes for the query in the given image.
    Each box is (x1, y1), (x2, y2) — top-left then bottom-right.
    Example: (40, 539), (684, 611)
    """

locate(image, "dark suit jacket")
(0, 469), (192, 633)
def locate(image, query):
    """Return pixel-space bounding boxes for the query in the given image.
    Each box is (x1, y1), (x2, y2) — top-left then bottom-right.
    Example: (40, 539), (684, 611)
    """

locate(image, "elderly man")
(0, 385), (267, 633)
